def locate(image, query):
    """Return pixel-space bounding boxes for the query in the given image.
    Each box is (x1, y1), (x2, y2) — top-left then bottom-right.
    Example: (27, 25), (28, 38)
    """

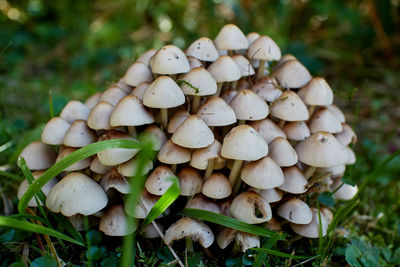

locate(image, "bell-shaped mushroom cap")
(63, 120), (97, 147)
(100, 86), (128, 106)
(345, 146), (356, 165)
(248, 119), (286, 144)
(150, 45), (190, 75)
(137, 49), (158, 65)
(85, 92), (102, 109)
(277, 198), (312, 224)
(99, 205), (135, 236)
(180, 67), (217, 96)
(268, 137), (298, 167)
(274, 54), (297, 70)
(273, 60), (312, 88)
(167, 109), (190, 134)
(214, 24), (248, 50)
(131, 82), (150, 100)
(222, 125), (268, 161)
(87, 101), (114, 130)
(251, 77), (282, 102)
(278, 166), (308, 194)
(320, 207), (333, 225)
(258, 188), (283, 203)
(335, 123), (357, 146)
(145, 166), (175, 196)
(331, 179), (358, 200)
(295, 132), (348, 167)
(247, 32), (260, 45)
(230, 191), (272, 224)
(283, 121), (310, 141)
(157, 139), (191, 165)
(241, 156), (284, 189)
(100, 168), (130, 194)
(143, 125), (167, 151)
(247, 36), (281, 61)
(19, 141), (56, 170)
(270, 90), (309, 121)
(164, 217), (214, 248)
(232, 55), (255, 77)
(207, 56), (241, 82)
(56, 147), (91, 171)
(186, 37), (219, 62)
(230, 90), (269, 121)
(97, 130), (140, 166)
(90, 156), (112, 174)
(327, 104), (345, 123)
(143, 76), (185, 108)
(309, 108), (343, 134)
(171, 115), (214, 149)
(297, 77), (333, 106)
(190, 140), (226, 170)
(202, 173), (232, 199)
(124, 62), (153, 87)
(196, 96), (236, 127)
(41, 117), (71, 145)
(140, 222), (164, 238)
(117, 157), (153, 177)
(18, 171), (57, 207)
(46, 172), (108, 216)
(290, 208), (328, 238)
(216, 227), (237, 249)
(177, 167), (203, 196)
(221, 89), (240, 104)
(60, 100), (91, 124)
(110, 95), (154, 127)
(187, 194), (220, 214)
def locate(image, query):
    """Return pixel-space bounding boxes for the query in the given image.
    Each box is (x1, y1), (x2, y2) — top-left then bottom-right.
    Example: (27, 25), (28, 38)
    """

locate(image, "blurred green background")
(1, 0), (400, 265)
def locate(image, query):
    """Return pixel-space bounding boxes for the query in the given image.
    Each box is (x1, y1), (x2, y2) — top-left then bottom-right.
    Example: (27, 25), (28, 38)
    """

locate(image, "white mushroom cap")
(241, 156), (284, 189)
(331, 179), (358, 200)
(46, 172), (108, 216)
(85, 92), (102, 109)
(207, 56), (241, 82)
(100, 168), (130, 194)
(273, 60), (312, 88)
(283, 121), (310, 141)
(309, 108), (343, 134)
(202, 173), (231, 199)
(335, 123), (357, 146)
(171, 115), (214, 149)
(164, 217), (214, 248)
(116, 78), (133, 93)
(190, 140), (225, 170)
(186, 37), (219, 62)
(187, 194), (220, 214)
(137, 49), (158, 65)
(87, 101), (114, 130)
(270, 90), (309, 121)
(143, 76), (185, 108)
(268, 137), (298, 167)
(110, 95), (154, 127)
(230, 90), (269, 121)
(187, 56), (204, 69)
(19, 141), (56, 170)
(63, 120), (97, 147)
(100, 86), (127, 106)
(150, 45), (190, 75)
(278, 166), (308, 194)
(97, 130), (140, 166)
(167, 109), (190, 134)
(17, 171), (57, 207)
(345, 146), (356, 165)
(277, 198), (312, 224)
(117, 157), (153, 177)
(125, 190), (163, 218)
(295, 132), (348, 167)
(179, 67), (217, 96)
(145, 166), (175, 196)
(290, 208), (328, 238)
(60, 100), (91, 123)
(248, 119), (286, 144)
(143, 125), (168, 151)
(251, 77), (282, 102)
(327, 104), (345, 123)
(230, 191), (272, 224)
(99, 205), (135, 236)
(246, 32), (260, 45)
(274, 54), (297, 70)
(221, 125), (268, 161)
(157, 139), (191, 165)
(297, 77), (333, 106)
(131, 82), (150, 100)
(41, 117), (71, 145)
(56, 147), (91, 171)
(177, 167), (203, 196)
(214, 24), (248, 50)
(232, 55), (255, 77)
(196, 96), (237, 127)
(90, 156), (112, 174)
(258, 188), (283, 203)
(247, 35), (281, 61)
(140, 222), (164, 238)
(124, 62), (153, 87)
(216, 227), (237, 249)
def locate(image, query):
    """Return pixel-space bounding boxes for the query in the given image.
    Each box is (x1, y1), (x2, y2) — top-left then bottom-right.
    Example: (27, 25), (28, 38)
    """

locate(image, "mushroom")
(100, 86), (127, 106)
(214, 24), (248, 55)
(230, 90), (269, 124)
(241, 156), (284, 189)
(171, 115), (214, 149)
(277, 198), (312, 224)
(202, 173), (232, 199)
(230, 191), (272, 224)
(140, 222), (165, 238)
(177, 167), (203, 196)
(190, 139), (226, 179)
(217, 227), (260, 252)
(137, 49), (157, 65)
(19, 141), (56, 170)
(41, 117), (71, 145)
(268, 137), (298, 167)
(270, 90), (309, 127)
(100, 168), (130, 194)
(207, 56), (241, 96)
(59, 100), (91, 123)
(186, 37), (219, 62)
(99, 205), (136, 236)
(85, 92), (102, 109)
(63, 120), (97, 147)
(87, 101), (114, 130)
(290, 208), (328, 238)
(131, 82), (150, 100)
(117, 157), (153, 177)
(251, 77), (282, 102)
(17, 171), (57, 207)
(55, 146), (91, 171)
(297, 77), (334, 116)
(248, 118), (286, 144)
(278, 166), (308, 194)
(309, 108), (343, 134)
(187, 194), (220, 214)
(150, 45), (190, 76)
(157, 139), (191, 172)
(196, 96), (237, 127)
(272, 60), (312, 89)
(145, 166), (176, 196)
(123, 62), (153, 87)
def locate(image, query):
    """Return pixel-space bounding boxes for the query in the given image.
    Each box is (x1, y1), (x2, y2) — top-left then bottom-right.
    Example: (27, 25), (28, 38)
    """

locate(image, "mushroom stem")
(228, 160), (243, 186)
(185, 237), (194, 252)
(231, 80), (238, 90)
(204, 159), (214, 179)
(127, 126), (137, 137)
(191, 95), (201, 114)
(257, 60), (266, 80)
(228, 50), (234, 56)
(304, 166), (317, 179)
(308, 105), (316, 117)
(278, 119), (286, 128)
(171, 164), (177, 173)
(215, 83), (223, 97)
(161, 108), (168, 129)
(237, 120), (246, 125)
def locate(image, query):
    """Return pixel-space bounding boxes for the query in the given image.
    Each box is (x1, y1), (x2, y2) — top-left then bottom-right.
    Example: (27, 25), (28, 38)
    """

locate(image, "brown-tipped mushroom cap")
(41, 117), (71, 145)
(56, 147), (91, 171)
(99, 205), (135, 236)
(283, 121), (310, 141)
(124, 62), (153, 86)
(214, 24), (248, 50)
(273, 60), (312, 88)
(230, 191), (272, 224)
(167, 109), (190, 134)
(63, 120), (97, 147)
(247, 35), (281, 61)
(186, 37), (219, 62)
(297, 77), (333, 106)
(177, 167), (203, 196)
(207, 56), (241, 82)
(18, 171), (57, 207)
(190, 140), (226, 170)
(19, 141), (56, 170)
(268, 137), (298, 167)
(143, 76), (185, 108)
(87, 101), (114, 130)
(335, 123), (357, 146)
(290, 208), (328, 238)
(110, 95), (154, 127)
(60, 100), (91, 123)
(117, 157), (153, 177)
(202, 173), (232, 199)
(230, 90), (269, 121)
(241, 156), (284, 189)
(309, 108), (343, 134)
(157, 139), (191, 165)
(248, 119), (286, 144)
(278, 166), (308, 194)
(100, 168), (130, 194)
(172, 116), (214, 149)
(180, 67), (217, 96)
(150, 45), (190, 75)
(258, 188), (283, 203)
(46, 172), (108, 216)
(145, 166), (175, 196)
(100, 86), (127, 106)
(270, 90), (309, 121)
(196, 96), (236, 127)
(277, 198), (312, 224)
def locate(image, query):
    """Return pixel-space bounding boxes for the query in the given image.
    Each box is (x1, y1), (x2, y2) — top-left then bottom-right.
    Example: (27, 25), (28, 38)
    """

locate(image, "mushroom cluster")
(18, 24), (358, 252)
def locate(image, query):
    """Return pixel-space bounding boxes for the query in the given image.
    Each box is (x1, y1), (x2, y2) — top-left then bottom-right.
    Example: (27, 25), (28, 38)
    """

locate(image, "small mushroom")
(19, 141), (56, 170)
(277, 198), (312, 224)
(290, 208), (328, 238)
(230, 191), (272, 224)
(99, 205), (136, 236)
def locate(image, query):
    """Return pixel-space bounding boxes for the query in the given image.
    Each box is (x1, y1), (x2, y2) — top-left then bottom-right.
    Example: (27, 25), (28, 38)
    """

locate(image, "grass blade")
(250, 248), (311, 260)
(18, 139), (141, 213)
(0, 170), (23, 181)
(0, 216), (85, 246)
(180, 208), (286, 239)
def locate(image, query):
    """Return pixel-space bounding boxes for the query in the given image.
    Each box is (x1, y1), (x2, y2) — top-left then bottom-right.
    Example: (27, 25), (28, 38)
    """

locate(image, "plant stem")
(161, 108), (168, 129)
